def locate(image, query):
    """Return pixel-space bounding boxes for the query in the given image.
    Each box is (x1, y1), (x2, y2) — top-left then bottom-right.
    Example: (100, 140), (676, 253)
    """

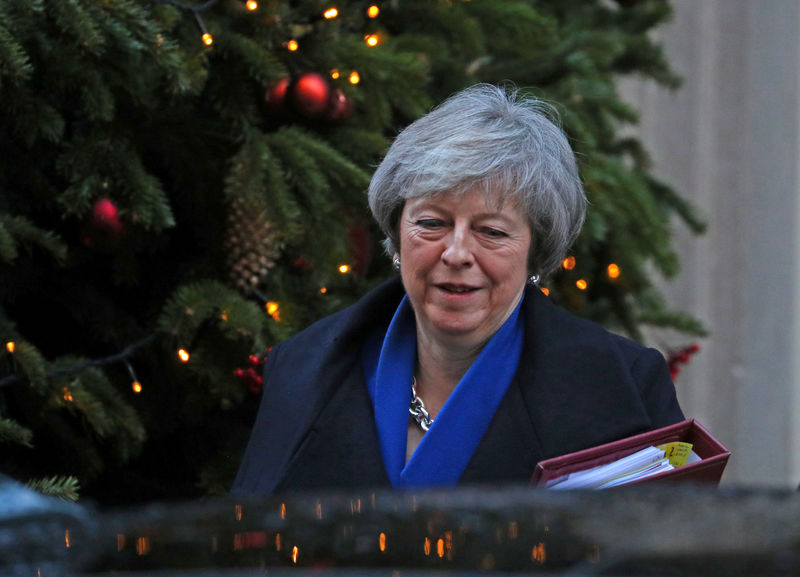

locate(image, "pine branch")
(0, 417), (33, 448)
(0, 214), (67, 265)
(25, 475), (81, 502)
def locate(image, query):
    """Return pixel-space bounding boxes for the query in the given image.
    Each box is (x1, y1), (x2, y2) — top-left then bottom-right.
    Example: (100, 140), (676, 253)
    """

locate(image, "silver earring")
(392, 255), (401, 271)
(528, 274), (540, 285)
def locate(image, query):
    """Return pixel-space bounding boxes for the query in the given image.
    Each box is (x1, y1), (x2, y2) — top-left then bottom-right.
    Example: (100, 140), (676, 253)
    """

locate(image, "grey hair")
(368, 83), (586, 279)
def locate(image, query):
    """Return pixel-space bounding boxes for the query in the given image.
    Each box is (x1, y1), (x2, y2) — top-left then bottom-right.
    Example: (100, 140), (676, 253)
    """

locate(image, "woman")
(232, 84), (683, 495)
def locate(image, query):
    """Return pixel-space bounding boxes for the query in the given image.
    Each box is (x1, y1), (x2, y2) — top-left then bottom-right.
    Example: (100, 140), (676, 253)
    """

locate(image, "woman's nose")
(441, 226), (474, 269)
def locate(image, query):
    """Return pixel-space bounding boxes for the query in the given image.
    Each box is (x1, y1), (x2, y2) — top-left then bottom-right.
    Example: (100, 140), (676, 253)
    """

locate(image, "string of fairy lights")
(2, 2), (626, 398)
(154, 0), (383, 50)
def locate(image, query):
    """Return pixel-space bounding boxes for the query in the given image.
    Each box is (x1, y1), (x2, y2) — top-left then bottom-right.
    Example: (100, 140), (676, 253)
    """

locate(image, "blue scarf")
(362, 295), (524, 488)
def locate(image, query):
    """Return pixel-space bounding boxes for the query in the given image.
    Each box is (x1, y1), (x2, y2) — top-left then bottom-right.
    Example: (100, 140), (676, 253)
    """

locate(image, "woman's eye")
(481, 227), (507, 238)
(417, 219), (444, 228)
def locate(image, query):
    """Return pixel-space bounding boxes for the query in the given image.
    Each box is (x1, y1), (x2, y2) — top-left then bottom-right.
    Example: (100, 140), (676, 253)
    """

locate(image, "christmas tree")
(0, 0), (704, 505)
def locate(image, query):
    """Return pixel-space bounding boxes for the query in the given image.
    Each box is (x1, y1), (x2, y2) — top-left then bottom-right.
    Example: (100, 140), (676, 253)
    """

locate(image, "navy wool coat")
(231, 277), (684, 495)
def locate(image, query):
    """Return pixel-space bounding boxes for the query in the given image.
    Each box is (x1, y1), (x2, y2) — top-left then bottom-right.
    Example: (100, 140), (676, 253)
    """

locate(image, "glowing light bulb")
(323, 7), (338, 19)
(365, 34), (379, 47)
(349, 71), (360, 84)
(330, 69), (340, 79)
(437, 538), (445, 558)
(367, 5), (380, 17)
(540, 287), (550, 296)
(379, 532), (386, 552)
(562, 256), (576, 270)
(607, 263), (621, 279)
(177, 348), (190, 362)
(132, 381), (143, 394)
(576, 279), (588, 290)
(338, 264), (351, 274)
(202, 33), (214, 46)
(291, 545), (299, 564)
(5, 341), (15, 353)
(266, 301), (279, 317)
(246, 0), (258, 10)
(424, 537), (431, 556)
(320, 287), (328, 294)
(287, 39), (299, 51)
(532, 542), (547, 563)
(63, 387), (74, 402)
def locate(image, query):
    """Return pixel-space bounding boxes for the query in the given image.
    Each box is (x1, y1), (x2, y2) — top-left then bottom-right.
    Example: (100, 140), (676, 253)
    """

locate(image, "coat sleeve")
(629, 345), (685, 428)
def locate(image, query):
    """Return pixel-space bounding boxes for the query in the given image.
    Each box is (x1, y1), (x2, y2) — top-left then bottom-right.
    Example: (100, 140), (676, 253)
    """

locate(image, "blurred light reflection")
(531, 542), (546, 564)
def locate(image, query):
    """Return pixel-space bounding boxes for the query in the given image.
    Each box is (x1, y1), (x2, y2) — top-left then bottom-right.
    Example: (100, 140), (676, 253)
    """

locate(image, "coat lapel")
(463, 286), (654, 484)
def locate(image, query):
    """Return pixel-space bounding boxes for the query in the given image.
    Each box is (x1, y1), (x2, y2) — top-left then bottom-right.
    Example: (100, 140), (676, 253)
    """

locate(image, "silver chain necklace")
(409, 377), (434, 432)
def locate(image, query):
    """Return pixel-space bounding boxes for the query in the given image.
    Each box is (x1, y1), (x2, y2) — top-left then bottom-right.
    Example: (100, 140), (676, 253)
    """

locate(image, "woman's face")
(399, 187), (532, 351)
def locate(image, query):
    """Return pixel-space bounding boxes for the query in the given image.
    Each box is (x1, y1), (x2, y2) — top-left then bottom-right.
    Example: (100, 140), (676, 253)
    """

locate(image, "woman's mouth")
(437, 284), (478, 294)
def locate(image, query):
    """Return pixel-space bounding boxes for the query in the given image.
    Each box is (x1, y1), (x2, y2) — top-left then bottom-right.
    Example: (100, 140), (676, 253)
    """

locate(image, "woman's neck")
(413, 330), (485, 418)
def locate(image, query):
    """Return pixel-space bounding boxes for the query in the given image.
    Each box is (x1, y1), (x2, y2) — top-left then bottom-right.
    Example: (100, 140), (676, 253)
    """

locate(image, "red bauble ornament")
(83, 196), (124, 248)
(289, 72), (331, 118)
(327, 89), (353, 123)
(265, 77), (290, 110)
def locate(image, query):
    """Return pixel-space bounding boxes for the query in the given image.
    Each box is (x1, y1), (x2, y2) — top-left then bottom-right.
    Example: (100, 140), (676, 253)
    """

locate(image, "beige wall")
(620, 0), (800, 487)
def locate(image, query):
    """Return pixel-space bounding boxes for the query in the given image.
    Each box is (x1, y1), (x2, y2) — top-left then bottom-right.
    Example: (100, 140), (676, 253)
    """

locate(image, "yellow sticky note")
(657, 441), (693, 467)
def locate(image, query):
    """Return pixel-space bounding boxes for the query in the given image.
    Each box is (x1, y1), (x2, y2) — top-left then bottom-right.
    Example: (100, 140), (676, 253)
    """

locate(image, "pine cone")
(226, 197), (283, 293)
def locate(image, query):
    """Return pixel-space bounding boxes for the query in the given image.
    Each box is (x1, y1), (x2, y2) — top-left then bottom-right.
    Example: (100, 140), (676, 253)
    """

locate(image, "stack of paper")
(546, 446), (674, 490)
(532, 420), (730, 488)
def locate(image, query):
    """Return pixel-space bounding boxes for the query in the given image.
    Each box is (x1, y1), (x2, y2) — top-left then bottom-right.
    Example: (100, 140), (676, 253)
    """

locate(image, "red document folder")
(531, 419), (730, 488)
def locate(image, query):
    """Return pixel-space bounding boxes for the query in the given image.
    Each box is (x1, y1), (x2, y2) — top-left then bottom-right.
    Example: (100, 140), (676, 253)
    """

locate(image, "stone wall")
(620, 0), (800, 488)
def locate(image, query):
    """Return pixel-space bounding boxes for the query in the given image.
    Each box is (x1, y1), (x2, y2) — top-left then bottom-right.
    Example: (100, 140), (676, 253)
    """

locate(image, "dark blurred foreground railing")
(3, 474), (800, 577)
